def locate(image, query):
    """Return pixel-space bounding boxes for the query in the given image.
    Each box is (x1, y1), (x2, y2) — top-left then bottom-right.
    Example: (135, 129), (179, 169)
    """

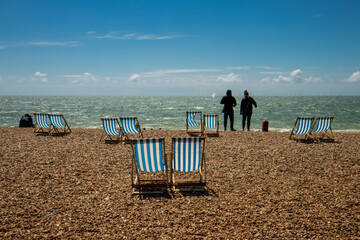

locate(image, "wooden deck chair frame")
(49, 114), (71, 135)
(203, 114), (219, 137)
(100, 118), (124, 142)
(170, 137), (206, 192)
(130, 138), (168, 194)
(119, 117), (144, 141)
(312, 117), (334, 141)
(33, 113), (52, 134)
(186, 111), (203, 136)
(289, 117), (315, 140)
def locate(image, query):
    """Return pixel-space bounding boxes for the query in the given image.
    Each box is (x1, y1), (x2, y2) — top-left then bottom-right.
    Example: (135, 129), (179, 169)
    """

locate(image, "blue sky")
(0, 0), (359, 96)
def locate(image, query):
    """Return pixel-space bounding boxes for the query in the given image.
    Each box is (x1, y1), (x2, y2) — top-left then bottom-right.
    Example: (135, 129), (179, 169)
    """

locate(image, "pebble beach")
(1, 127), (359, 239)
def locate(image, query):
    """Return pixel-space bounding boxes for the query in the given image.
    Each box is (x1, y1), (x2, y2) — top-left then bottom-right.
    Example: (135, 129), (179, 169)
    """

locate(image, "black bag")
(19, 114), (34, 128)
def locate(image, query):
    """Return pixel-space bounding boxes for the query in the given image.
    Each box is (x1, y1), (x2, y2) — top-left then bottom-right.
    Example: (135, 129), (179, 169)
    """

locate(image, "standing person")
(240, 90), (257, 131)
(220, 89), (237, 131)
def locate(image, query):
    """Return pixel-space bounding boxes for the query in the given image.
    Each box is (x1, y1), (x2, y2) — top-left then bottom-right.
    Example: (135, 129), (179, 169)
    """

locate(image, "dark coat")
(221, 96), (237, 113)
(240, 97), (257, 115)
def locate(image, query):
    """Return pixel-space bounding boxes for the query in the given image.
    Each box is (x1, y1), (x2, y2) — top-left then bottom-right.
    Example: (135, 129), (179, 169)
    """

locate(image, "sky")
(0, 0), (359, 96)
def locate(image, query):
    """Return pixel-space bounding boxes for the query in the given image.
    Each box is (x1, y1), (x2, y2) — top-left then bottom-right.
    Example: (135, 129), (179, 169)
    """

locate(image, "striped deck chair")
(171, 137), (206, 191)
(289, 117), (315, 140)
(34, 113), (52, 134)
(313, 117), (334, 141)
(130, 138), (168, 194)
(49, 114), (71, 135)
(119, 117), (143, 140)
(186, 111), (203, 136)
(101, 118), (123, 142)
(203, 114), (219, 136)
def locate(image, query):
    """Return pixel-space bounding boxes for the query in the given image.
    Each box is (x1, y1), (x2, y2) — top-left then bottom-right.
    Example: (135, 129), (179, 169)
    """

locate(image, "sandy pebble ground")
(0, 127), (359, 239)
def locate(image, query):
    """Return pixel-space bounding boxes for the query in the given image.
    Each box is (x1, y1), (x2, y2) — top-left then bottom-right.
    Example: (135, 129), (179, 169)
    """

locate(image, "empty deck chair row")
(289, 117), (334, 140)
(33, 113), (71, 135)
(130, 137), (206, 194)
(101, 117), (143, 142)
(186, 111), (219, 136)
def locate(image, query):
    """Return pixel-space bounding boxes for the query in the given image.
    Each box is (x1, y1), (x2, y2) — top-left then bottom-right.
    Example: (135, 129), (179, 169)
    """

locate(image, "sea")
(0, 96), (359, 131)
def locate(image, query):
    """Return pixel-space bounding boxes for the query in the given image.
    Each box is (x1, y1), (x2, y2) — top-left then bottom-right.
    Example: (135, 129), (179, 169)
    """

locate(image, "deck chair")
(203, 114), (219, 137)
(186, 111), (203, 136)
(49, 114), (71, 135)
(101, 118), (123, 142)
(119, 117), (143, 141)
(171, 137), (206, 191)
(289, 117), (315, 140)
(130, 138), (168, 194)
(33, 113), (52, 134)
(313, 117), (334, 141)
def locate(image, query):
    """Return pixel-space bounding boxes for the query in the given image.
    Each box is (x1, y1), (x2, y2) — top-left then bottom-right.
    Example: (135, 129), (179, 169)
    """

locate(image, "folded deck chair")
(101, 118), (123, 142)
(203, 114), (219, 136)
(171, 137), (206, 191)
(289, 117), (315, 140)
(131, 138), (168, 194)
(49, 114), (71, 135)
(119, 117), (143, 141)
(186, 111), (203, 136)
(313, 117), (334, 141)
(33, 113), (52, 134)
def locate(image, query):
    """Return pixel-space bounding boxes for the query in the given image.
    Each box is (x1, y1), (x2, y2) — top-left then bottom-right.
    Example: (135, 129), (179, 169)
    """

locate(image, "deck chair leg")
(324, 129), (334, 141)
(289, 118), (299, 139)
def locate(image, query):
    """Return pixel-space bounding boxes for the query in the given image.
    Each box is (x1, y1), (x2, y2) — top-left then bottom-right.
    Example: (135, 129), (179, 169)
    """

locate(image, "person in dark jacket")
(240, 90), (257, 131)
(220, 89), (237, 131)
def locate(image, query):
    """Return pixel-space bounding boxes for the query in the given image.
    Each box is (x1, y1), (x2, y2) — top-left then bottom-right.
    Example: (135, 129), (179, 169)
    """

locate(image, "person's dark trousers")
(224, 111), (234, 130)
(242, 114), (252, 131)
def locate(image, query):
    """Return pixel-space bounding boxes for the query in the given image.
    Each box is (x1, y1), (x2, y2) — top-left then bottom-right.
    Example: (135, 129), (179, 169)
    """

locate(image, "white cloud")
(136, 34), (174, 40)
(33, 72), (48, 82)
(228, 66), (276, 70)
(26, 41), (82, 47)
(260, 77), (271, 83)
(123, 33), (138, 38)
(217, 73), (240, 83)
(290, 69), (302, 77)
(92, 31), (181, 40)
(129, 74), (140, 82)
(227, 66), (251, 70)
(87, 31), (96, 35)
(0, 75), (3, 81)
(272, 75), (292, 83)
(261, 69), (321, 84)
(62, 72), (97, 83)
(343, 71), (360, 83)
(145, 69), (218, 77)
(35, 72), (46, 77)
(260, 71), (284, 75)
(0, 45), (7, 50)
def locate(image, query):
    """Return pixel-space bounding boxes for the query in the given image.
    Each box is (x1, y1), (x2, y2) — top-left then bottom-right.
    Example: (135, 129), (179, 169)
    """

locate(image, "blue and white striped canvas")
(120, 117), (140, 134)
(314, 117), (333, 133)
(204, 114), (218, 129)
(295, 117), (313, 135)
(133, 138), (165, 172)
(101, 118), (120, 136)
(34, 113), (51, 129)
(173, 137), (202, 172)
(49, 114), (66, 128)
(187, 112), (200, 127)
